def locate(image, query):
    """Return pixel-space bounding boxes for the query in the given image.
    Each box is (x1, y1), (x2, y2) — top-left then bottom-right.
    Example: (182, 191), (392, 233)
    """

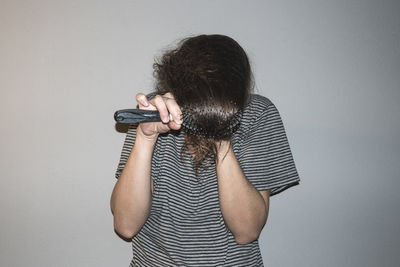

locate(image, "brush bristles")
(180, 109), (242, 139)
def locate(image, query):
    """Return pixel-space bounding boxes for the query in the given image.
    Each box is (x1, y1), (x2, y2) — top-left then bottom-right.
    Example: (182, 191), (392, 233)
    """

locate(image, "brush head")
(180, 106), (242, 139)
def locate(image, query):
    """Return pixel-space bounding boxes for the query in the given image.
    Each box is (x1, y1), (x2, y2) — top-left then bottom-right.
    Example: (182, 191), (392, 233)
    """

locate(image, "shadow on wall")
(115, 123), (130, 133)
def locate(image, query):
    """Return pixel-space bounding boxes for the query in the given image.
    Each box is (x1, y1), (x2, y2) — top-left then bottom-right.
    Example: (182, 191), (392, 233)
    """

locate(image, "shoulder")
(233, 94), (285, 144)
(247, 94), (274, 111)
(240, 94), (279, 126)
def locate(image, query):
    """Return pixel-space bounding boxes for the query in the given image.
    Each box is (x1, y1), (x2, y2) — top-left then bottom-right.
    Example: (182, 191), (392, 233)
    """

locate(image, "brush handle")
(114, 109), (163, 124)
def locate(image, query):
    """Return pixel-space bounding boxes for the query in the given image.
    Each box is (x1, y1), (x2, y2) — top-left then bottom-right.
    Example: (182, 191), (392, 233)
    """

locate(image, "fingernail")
(162, 115), (169, 123)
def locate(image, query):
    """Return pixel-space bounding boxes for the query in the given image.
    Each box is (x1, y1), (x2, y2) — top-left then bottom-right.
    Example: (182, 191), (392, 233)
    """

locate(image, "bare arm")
(110, 128), (156, 239)
(110, 93), (182, 239)
(216, 141), (270, 245)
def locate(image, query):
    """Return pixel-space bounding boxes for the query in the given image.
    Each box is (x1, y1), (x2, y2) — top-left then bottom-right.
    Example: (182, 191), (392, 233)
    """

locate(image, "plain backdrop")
(1, 0), (399, 266)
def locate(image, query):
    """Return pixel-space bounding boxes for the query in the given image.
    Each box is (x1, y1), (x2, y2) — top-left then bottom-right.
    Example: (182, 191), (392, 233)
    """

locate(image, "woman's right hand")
(135, 92), (183, 140)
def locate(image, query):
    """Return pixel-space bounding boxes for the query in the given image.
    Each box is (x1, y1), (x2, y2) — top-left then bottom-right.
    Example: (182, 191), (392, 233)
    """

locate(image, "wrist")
(136, 126), (159, 147)
(216, 140), (233, 163)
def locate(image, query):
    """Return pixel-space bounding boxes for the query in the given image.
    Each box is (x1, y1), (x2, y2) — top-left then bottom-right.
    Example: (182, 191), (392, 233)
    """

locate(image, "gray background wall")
(1, 0), (399, 266)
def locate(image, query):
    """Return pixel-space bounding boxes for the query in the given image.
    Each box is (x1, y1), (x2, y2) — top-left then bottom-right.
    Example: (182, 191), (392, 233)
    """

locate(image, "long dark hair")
(153, 34), (253, 168)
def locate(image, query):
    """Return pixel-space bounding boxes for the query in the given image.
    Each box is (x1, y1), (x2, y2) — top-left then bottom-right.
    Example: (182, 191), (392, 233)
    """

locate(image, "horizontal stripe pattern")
(115, 94), (300, 266)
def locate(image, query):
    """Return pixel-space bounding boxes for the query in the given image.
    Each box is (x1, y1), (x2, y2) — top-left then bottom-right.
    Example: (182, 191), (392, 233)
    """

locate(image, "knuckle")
(163, 92), (174, 98)
(164, 97), (172, 105)
(136, 93), (144, 101)
(153, 95), (167, 112)
(153, 95), (163, 102)
(165, 97), (176, 106)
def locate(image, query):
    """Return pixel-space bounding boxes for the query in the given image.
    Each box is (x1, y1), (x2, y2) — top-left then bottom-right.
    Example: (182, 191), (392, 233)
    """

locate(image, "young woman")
(111, 34), (300, 266)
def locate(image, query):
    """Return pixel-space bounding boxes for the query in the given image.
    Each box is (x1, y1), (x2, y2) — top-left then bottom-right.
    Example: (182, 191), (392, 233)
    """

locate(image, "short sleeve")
(115, 124), (137, 179)
(238, 99), (300, 196)
(114, 124), (160, 181)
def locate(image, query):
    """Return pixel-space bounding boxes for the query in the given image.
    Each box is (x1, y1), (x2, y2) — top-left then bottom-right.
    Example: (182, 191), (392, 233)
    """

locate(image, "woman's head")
(153, 34), (253, 166)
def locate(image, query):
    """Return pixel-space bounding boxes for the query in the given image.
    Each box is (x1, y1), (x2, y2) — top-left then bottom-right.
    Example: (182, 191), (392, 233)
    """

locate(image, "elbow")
(113, 219), (139, 240)
(234, 231), (260, 245)
(111, 204), (151, 240)
(233, 216), (267, 245)
(114, 226), (136, 240)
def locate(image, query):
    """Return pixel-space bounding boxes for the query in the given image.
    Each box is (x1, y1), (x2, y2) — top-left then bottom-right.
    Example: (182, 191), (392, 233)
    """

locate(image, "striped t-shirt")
(115, 94), (300, 266)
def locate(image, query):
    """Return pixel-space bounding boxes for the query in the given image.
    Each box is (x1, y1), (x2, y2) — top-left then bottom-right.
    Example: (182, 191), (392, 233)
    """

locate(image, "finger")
(162, 92), (182, 124)
(152, 95), (169, 123)
(164, 97), (183, 125)
(163, 92), (174, 99)
(136, 93), (150, 107)
(168, 121), (182, 131)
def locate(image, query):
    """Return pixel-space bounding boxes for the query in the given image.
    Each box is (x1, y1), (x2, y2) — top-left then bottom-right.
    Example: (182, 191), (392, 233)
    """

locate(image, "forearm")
(111, 128), (156, 239)
(217, 142), (269, 244)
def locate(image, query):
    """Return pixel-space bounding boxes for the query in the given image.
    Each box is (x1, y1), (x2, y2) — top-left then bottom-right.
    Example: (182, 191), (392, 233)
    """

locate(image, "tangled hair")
(153, 34), (253, 169)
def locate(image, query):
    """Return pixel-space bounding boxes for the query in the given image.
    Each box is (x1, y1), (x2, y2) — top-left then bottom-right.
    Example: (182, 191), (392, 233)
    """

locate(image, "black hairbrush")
(114, 109), (169, 123)
(114, 108), (242, 138)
